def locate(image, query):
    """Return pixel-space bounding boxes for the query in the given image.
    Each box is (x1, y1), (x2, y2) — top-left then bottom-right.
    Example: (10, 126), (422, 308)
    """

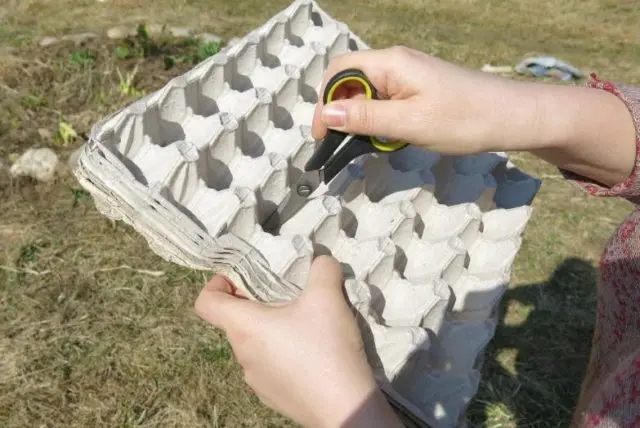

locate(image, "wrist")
(475, 78), (556, 153)
(486, 79), (635, 155)
(485, 77), (636, 186)
(314, 386), (403, 428)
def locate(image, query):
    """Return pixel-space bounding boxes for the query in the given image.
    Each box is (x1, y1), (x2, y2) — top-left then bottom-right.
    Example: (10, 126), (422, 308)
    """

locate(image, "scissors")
(262, 68), (408, 233)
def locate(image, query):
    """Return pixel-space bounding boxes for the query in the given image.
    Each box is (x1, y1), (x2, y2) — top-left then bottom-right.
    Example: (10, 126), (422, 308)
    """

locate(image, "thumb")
(321, 98), (409, 140)
(298, 255), (347, 306)
(194, 275), (266, 331)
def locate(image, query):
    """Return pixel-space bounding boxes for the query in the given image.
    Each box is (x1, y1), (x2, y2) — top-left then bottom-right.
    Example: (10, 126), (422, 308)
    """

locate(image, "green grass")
(1, 0), (639, 426)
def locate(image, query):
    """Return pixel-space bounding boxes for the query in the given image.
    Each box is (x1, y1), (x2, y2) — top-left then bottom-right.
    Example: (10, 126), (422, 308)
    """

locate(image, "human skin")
(311, 46), (636, 187)
(195, 46), (638, 427)
(195, 256), (404, 428)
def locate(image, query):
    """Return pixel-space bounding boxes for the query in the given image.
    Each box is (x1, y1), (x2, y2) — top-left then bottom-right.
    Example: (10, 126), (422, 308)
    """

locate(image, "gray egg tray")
(72, 1), (541, 426)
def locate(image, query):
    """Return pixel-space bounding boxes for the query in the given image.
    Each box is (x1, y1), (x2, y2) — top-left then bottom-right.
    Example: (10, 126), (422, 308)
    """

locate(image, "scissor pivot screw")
(297, 184), (312, 197)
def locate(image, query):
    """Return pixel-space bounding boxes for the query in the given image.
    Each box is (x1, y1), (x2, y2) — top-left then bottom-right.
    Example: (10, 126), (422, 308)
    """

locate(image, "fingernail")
(322, 103), (346, 127)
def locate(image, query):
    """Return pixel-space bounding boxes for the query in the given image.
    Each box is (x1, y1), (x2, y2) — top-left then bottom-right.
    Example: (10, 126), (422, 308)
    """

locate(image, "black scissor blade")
(262, 170), (322, 233)
(321, 135), (379, 183)
(304, 129), (349, 172)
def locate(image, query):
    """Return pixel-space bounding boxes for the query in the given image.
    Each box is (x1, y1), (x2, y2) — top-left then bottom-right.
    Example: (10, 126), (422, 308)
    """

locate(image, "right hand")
(311, 46), (543, 155)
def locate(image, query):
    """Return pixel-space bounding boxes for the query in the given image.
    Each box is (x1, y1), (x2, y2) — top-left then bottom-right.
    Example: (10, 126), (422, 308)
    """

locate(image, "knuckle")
(353, 102), (375, 134)
(325, 53), (350, 76)
(388, 45), (413, 63)
(390, 45), (409, 56)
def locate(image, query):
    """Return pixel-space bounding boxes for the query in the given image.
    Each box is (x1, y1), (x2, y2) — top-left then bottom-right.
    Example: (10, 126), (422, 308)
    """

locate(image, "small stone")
(198, 32), (222, 44)
(39, 36), (59, 47)
(9, 148), (59, 182)
(170, 27), (191, 38)
(38, 128), (53, 140)
(107, 26), (134, 40)
(146, 24), (164, 36)
(61, 32), (99, 45)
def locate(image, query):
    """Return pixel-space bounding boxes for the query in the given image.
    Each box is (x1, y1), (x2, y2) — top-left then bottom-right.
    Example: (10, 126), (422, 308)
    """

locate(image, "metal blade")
(304, 130), (349, 171)
(262, 169), (322, 233)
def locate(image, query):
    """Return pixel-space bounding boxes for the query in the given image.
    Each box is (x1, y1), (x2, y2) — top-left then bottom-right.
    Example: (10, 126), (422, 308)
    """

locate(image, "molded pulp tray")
(72, 1), (541, 426)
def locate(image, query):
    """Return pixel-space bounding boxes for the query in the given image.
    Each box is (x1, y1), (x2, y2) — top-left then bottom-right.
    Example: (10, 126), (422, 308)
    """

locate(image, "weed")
(116, 64), (144, 97)
(114, 46), (132, 60)
(113, 23), (162, 61)
(196, 40), (220, 61)
(8, 152), (20, 163)
(70, 187), (92, 207)
(16, 240), (49, 267)
(55, 117), (78, 146)
(19, 94), (48, 110)
(136, 23), (151, 46)
(70, 50), (94, 65)
(162, 39), (222, 70)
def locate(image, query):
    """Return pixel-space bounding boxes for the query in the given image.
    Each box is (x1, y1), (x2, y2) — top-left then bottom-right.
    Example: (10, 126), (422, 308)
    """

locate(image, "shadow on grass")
(467, 257), (598, 427)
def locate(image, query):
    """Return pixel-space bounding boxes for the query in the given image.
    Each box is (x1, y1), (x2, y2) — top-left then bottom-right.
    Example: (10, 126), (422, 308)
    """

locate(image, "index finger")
(194, 275), (263, 331)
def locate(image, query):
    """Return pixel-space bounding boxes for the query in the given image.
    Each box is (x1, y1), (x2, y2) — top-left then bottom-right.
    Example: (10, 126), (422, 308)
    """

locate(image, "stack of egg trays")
(72, 1), (541, 427)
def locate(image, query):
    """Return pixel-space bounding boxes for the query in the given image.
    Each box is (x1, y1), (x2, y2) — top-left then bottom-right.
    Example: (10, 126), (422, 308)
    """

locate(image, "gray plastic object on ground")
(72, 1), (541, 426)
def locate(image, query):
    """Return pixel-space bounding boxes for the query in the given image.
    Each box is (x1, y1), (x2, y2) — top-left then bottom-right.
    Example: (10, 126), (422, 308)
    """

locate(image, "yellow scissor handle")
(322, 68), (408, 153)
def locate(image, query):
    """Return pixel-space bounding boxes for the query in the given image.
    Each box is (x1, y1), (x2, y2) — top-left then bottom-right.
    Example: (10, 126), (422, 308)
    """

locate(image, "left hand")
(194, 256), (400, 427)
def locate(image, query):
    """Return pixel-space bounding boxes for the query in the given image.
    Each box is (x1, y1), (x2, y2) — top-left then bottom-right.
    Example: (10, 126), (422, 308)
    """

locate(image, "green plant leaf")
(114, 46), (131, 59)
(163, 55), (176, 70)
(70, 50), (94, 65)
(55, 119), (78, 146)
(196, 41), (220, 61)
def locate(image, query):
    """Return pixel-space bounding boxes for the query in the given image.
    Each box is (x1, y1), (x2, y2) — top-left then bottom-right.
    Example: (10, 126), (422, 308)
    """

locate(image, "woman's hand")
(311, 45), (544, 155)
(195, 256), (403, 428)
(311, 46), (636, 187)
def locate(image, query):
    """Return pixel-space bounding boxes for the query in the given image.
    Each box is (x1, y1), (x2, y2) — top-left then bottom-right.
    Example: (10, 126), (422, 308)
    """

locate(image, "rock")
(197, 32), (222, 44)
(9, 148), (59, 182)
(107, 26), (134, 40)
(170, 27), (191, 38)
(61, 32), (99, 45)
(481, 64), (513, 74)
(146, 24), (164, 36)
(39, 36), (59, 47)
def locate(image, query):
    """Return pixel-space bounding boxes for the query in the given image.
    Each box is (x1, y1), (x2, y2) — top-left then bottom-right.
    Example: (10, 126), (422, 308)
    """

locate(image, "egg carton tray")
(71, 1), (541, 427)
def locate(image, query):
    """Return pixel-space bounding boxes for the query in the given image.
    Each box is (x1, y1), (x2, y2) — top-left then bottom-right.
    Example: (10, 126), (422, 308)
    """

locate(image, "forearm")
(491, 79), (637, 187)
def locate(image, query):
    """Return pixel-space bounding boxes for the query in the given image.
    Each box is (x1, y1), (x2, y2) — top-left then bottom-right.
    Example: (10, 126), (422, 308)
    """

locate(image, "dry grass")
(1, 0), (639, 427)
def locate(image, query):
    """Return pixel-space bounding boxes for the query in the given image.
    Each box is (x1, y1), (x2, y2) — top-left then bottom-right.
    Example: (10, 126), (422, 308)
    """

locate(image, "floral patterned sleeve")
(559, 74), (640, 204)
(557, 74), (640, 427)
